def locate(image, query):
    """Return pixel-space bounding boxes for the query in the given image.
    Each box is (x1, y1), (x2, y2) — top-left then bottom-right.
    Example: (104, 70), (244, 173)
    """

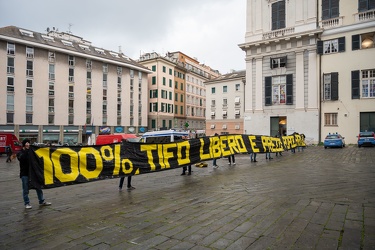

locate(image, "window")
(361, 69), (375, 98)
(130, 70), (134, 78)
(103, 63), (108, 73)
(272, 0), (285, 30)
(270, 56), (287, 68)
(163, 66), (166, 73)
(7, 113), (14, 124)
(49, 98), (55, 113)
(26, 47), (34, 59)
(95, 48), (106, 55)
(42, 35), (54, 42)
(20, 29), (33, 37)
(7, 95), (14, 111)
(317, 38), (345, 54)
(69, 115), (74, 125)
(49, 82), (54, 96)
(163, 77), (166, 85)
(150, 89), (158, 98)
(26, 79), (33, 94)
(69, 68), (74, 82)
(69, 100), (74, 114)
(211, 87), (216, 94)
(48, 52), (55, 63)
(235, 84), (240, 91)
(359, 0), (375, 12)
(69, 85), (74, 99)
(180, 83), (184, 90)
(322, 0), (339, 20)
(103, 74), (107, 87)
(175, 81), (178, 89)
(26, 114), (33, 124)
(68, 56), (75, 66)
(323, 73), (338, 101)
(223, 86), (227, 93)
(152, 65), (156, 72)
(152, 76), (156, 85)
(324, 113), (338, 126)
(352, 33), (375, 50)
(180, 106), (183, 115)
(79, 44), (91, 51)
(7, 57), (14, 74)
(211, 100), (216, 106)
(223, 98), (228, 105)
(26, 61), (33, 77)
(26, 96), (33, 112)
(117, 66), (122, 75)
(86, 59), (92, 70)
(180, 94), (183, 102)
(61, 40), (73, 47)
(7, 43), (15, 55)
(169, 68), (172, 75)
(87, 72), (92, 85)
(234, 97), (240, 104)
(265, 74), (293, 105)
(49, 64), (55, 80)
(48, 114), (54, 124)
(7, 77), (14, 92)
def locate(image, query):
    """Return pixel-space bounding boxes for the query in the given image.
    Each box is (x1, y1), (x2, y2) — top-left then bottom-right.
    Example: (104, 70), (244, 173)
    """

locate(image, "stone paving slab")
(0, 145), (374, 249)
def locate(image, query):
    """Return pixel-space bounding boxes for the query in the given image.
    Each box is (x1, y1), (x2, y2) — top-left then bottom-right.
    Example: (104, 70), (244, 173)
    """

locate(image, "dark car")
(358, 131), (375, 147)
(323, 133), (345, 149)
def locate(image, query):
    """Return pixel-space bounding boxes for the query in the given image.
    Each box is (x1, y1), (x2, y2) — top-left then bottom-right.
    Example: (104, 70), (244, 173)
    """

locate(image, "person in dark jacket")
(18, 139), (51, 209)
(6, 145), (12, 162)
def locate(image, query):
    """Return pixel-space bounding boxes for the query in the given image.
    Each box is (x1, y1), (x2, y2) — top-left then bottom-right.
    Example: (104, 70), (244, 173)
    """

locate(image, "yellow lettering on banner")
(100, 146), (114, 161)
(261, 136), (269, 152)
(210, 137), (221, 159)
(112, 144), (122, 175)
(248, 135), (260, 153)
(199, 138), (211, 160)
(120, 158), (133, 174)
(162, 143), (175, 169)
(227, 135), (237, 154)
(234, 135), (248, 153)
(177, 140), (191, 165)
(220, 136), (231, 157)
(52, 148), (79, 182)
(140, 144), (157, 171)
(78, 147), (103, 179)
(34, 148), (54, 185)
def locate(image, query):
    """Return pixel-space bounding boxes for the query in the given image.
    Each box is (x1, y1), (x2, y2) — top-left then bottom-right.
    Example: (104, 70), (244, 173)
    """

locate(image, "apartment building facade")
(138, 51), (219, 132)
(239, 0), (375, 144)
(239, 0), (321, 142)
(0, 26), (150, 144)
(318, 0), (375, 144)
(205, 70), (246, 136)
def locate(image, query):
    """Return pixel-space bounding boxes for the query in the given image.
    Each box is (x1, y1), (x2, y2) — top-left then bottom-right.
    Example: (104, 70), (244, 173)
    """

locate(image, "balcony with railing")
(355, 9), (375, 22)
(320, 16), (343, 29)
(262, 27), (295, 40)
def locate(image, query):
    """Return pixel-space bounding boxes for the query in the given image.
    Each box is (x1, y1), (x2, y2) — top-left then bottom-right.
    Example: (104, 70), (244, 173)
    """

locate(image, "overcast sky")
(1, 0), (246, 74)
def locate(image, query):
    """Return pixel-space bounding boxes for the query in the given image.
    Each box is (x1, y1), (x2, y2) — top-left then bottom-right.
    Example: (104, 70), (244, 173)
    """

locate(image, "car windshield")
(359, 132), (374, 137)
(326, 134), (340, 139)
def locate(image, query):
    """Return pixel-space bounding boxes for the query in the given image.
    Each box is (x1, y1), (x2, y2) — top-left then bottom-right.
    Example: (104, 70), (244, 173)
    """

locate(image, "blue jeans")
(213, 158), (217, 166)
(21, 176), (44, 205)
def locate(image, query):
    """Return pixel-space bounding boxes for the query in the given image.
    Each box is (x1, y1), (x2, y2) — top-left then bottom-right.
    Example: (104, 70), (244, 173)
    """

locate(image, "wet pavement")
(0, 145), (374, 249)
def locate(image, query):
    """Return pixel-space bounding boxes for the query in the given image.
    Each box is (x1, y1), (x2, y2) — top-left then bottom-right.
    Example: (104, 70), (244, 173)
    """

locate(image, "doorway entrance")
(270, 116), (287, 137)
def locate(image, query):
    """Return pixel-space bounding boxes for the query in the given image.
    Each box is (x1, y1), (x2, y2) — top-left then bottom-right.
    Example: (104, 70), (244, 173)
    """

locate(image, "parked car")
(323, 133), (345, 149)
(357, 131), (375, 147)
(0, 133), (22, 155)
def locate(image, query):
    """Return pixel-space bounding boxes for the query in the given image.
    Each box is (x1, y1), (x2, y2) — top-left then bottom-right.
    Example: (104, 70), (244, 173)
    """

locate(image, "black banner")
(29, 134), (305, 188)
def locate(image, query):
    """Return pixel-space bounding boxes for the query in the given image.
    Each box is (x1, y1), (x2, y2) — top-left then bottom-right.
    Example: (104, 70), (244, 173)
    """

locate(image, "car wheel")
(324, 146), (327, 149)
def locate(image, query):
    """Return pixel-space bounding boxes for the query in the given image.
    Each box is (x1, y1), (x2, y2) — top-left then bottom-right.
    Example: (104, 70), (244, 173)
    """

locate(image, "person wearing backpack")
(18, 139), (51, 209)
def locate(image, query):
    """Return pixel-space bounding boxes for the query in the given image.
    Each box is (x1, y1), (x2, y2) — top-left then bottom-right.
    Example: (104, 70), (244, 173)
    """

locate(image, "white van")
(141, 130), (189, 143)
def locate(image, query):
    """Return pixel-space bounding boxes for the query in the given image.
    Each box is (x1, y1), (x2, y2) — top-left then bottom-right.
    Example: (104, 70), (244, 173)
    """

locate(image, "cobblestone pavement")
(0, 145), (374, 249)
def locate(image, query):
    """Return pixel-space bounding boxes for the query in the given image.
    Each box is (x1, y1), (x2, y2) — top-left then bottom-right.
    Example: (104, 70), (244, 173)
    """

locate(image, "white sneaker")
(213, 165), (219, 169)
(228, 163), (231, 165)
(25, 204), (32, 209)
(40, 201), (51, 206)
(233, 163), (236, 165)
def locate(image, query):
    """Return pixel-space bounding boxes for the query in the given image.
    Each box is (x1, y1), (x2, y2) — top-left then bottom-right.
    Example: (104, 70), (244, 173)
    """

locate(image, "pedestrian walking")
(6, 145), (12, 162)
(18, 139), (51, 209)
(228, 154), (236, 165)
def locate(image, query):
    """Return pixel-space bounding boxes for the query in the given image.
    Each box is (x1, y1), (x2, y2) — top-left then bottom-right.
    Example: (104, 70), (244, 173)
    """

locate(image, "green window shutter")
(265, 77), (272, 106)
(331, 72), (339, 100)
(352, 35), (360, 50)
(351, 70), (360, 99)
(286, 74), (293, 105)
(338, 37), (345, 52)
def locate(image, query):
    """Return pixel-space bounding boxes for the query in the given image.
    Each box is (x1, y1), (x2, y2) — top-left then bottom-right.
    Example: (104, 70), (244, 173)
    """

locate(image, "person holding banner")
(118, 176), (134, 191)
(228, 154), (236, 165)
(250, 152), (257, 162)
(18, 139), (51, 209)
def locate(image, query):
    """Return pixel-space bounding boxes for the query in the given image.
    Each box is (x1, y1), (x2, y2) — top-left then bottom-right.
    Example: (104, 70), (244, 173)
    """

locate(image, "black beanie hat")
(22, 139), (30, 147)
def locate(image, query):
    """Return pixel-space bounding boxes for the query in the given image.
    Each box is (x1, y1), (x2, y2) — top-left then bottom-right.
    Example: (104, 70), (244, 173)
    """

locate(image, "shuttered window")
(271, 1), (285, 30)
(322, 0), (339, 20)
(351, 70), (360, 99)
